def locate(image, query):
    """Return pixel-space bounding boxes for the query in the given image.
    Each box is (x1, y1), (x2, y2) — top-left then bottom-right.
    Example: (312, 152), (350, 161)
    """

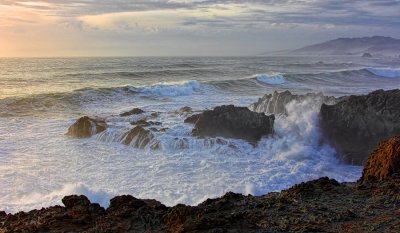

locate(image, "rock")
(359, 136), (400, 184)
(320, 89), (400, 165)
(179, 106), (193, 113)
(362, 52), (373, 57)
(66, 116), (106, 138)
(121, 126), (160, 149)
(184, 113), (201, 124)
(249, 90), (338, 115)
(62, 195), (91, 209)
(120, 108), (145, 117)
(185, 105), (274, 143)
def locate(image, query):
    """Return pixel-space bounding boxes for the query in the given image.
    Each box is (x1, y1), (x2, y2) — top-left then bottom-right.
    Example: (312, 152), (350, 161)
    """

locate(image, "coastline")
(1, 137), (399, 232)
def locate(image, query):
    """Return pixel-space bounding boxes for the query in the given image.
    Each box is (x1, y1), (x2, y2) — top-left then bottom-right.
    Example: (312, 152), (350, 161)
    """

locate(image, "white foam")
(254, 74), (286, 85)
(1, 183), (111, 213)
(367, 67), (400, 78)
(133, 80), (203, 96)
(0, 96), (361, 214)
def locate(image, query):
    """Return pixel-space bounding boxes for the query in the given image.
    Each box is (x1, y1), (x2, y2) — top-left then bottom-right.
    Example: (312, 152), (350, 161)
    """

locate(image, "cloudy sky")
(1, 0), (399, 57)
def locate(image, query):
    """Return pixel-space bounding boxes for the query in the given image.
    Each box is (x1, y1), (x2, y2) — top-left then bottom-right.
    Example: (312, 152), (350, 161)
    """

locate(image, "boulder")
(66, 116), (106, 138)
(359, 136), (400, 184)
(121, 126), (160, 149)
(320, 89), (400, 165)
(120, 108), (145, 117)
(185, 105), (274, 143)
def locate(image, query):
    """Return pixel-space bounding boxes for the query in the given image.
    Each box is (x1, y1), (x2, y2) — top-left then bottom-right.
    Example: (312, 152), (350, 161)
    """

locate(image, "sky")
(0, 0), (399, 57)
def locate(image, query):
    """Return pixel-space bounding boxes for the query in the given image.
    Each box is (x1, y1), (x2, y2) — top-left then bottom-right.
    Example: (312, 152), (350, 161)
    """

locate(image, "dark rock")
(185, 105), (274, 143)
(62, 195), (90, 209)
(362, 52), (373, 57)
(131, 120), (162, 127)
(120, 108), (145, 117)
(121, 126), (160, 149)
(320, 89), (400, 165)
(359, 136), (400, 184)
(66, 116), (106, 138)
(179, 106), (193, 113)
(184, 113), (201, 124)
(249, 90), (338, 115)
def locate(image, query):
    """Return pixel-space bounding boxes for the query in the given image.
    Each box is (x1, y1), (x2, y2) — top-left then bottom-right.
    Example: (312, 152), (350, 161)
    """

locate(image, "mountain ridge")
(290, 36), (400, 57)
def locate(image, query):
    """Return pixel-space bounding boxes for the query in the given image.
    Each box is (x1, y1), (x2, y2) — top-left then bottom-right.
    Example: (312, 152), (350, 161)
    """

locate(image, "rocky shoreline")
(1, 136), (400, 233)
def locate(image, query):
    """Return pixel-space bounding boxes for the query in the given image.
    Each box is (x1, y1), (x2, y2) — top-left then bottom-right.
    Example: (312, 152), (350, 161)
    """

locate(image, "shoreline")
(1, 136), (400, 232)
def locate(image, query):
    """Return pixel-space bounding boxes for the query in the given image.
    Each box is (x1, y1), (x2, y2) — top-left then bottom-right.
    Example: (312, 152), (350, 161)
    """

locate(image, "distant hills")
(273, 36), (400, 57)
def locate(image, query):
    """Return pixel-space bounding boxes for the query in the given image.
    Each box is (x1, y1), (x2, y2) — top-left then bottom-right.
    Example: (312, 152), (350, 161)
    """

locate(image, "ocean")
(1, 56), (399, 213)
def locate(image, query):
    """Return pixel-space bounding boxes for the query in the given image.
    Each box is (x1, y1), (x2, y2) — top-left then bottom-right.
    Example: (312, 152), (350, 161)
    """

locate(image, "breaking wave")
(253, 74), (287, 85)
(366, 67), (400, 78)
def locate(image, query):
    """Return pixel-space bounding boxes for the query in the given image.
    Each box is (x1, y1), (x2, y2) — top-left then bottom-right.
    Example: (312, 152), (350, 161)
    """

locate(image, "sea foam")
(254, 74), (287, 85)
(132, 80), (203, 96)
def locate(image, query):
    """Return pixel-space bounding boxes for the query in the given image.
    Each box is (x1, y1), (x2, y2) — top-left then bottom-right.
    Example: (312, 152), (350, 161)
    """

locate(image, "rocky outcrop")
(185, 105), (274, 143)
(121, 126), (160, 149)
(66, 116), (107, 138)
(362, 52), (373, 57)
(120, 108), (145, 117)
(249, 90), (338, 115)
(320, 89), (400, 165)
(3, 137), (400, 232)
(359, 136), (400, 184)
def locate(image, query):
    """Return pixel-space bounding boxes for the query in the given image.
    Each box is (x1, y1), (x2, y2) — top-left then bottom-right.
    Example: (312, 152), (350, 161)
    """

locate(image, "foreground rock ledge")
(185, 105), (275, 143)
(2, 136), (400, 233)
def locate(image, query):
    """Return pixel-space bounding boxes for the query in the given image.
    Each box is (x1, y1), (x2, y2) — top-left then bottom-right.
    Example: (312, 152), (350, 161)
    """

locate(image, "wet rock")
(174, 138), (190, 149)
(179, 106), (193, 113)
(66, 116), (106, 138)
(359, 136), (400, 184)
(320, 89), (400, 165)
(184, 113), (201, 124)
(249, 90), (338, 115)
(131, 120), (162, 127)
(121, 126), (160, 149)
(185, 105), (274, 143)
(120, 108), (145, 117)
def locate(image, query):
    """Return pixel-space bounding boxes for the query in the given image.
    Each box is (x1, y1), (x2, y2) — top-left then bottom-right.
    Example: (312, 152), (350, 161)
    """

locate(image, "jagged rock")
(121, 126), (160, 149)
(359, 136), (400, 184)
(120, 108), (145, 117)
(320, 89), (400, 165)
(185, 105), (274, 143)
(184, 114), (201, 124)
(66, 116), (106, 138)
(249, 90), (338, 115)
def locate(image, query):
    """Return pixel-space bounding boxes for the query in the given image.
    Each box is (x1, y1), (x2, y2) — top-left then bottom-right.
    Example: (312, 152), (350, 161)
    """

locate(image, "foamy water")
(0, 56), (399, 213)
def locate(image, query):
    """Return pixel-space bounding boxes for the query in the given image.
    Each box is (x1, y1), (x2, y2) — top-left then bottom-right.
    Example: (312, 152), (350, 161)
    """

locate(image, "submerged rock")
(120, 108), (145, 117)
(359, 136), (400, 184)
(185, 105), (274, 143)
(66, 116), (107, 138)
(249, 90), (338, 115)
(320, 89), (400, 165)
(130, 120), (162, 127)
(121, 126), (160, 149)
(362, 52), (373, 58)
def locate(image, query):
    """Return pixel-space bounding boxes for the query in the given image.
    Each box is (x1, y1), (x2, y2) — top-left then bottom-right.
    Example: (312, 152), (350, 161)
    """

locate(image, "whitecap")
(254, 74), (286, 85)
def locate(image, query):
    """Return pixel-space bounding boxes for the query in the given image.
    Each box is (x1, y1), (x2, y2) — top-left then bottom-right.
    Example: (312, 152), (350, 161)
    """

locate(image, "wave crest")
(366, 67), (400, 78)
(254, 74), (286, 85)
